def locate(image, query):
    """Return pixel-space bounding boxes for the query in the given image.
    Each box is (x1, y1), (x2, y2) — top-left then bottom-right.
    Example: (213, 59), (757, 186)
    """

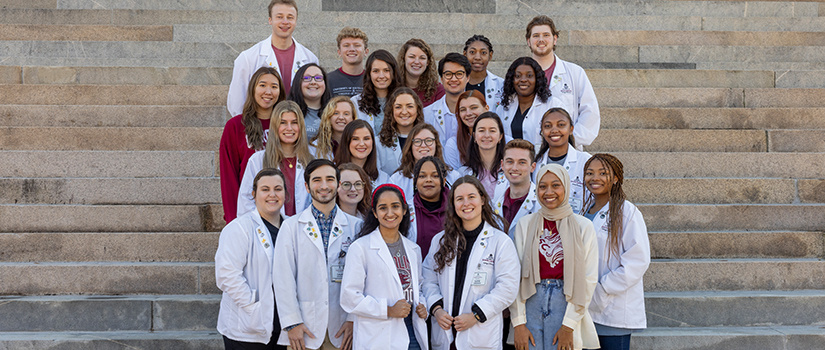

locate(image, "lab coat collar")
(250, 209), (275, 261)
(547, 54), (568, 89)
(368, 229), (422, 302)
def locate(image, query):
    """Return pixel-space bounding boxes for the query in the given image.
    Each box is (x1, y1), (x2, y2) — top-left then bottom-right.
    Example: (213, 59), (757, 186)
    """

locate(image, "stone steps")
(0, 127), (222, 151)
(0, 330), (223, 349)
(0, 23), (173, 41)
(638, 204), (825, 232)
(1, 229), (820, 263)
(0, 105), (228, 127)
(1, 258), (821, 294)
(634, 326), (825, 350)
(601, 107), (825, 129)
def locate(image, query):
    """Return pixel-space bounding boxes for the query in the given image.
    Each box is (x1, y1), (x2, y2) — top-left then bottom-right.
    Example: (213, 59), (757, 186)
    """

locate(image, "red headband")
(372, 183), (406, 204)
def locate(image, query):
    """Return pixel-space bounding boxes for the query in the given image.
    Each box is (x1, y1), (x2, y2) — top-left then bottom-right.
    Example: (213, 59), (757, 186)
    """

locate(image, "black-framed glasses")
(442, 71), (466, 80)
(340, 181), (364, 191)
(412, 138), (436, 147)
(302, 75), (324, 82)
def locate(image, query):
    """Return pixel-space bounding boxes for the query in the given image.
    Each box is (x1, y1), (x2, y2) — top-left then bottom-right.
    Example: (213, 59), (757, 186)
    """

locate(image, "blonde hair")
(263, 100), (314, 169)
(313, 96), (355, 160)
(336, 27), (368, 48)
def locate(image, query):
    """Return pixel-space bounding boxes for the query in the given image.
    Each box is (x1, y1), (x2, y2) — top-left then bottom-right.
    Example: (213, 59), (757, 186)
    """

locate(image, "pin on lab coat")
(495, 94), (564, 147)
(237, 149), (313, 219)
(215, 209), (278, 344)
(587, 200), (650, 330)
(273, 206), (362, 349)
(491, 182), (540, 239)
(533, 143), (591, 214)
(423, 96), (458, 146)
(421, 223), (520, 350)
(546, 55), (600, 147)
(340, 229), (429, 350)
(226, 36), (319, 116)
(482, 70), (505, 111)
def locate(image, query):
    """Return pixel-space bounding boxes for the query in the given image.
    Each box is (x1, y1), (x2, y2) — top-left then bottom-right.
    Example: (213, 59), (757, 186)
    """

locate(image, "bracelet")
(284, 323), (301, 332)
(431, 306), (443, 317)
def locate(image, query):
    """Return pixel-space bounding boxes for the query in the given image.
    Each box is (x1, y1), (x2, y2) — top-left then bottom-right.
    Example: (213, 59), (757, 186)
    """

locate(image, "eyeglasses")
(302, 75), (324, 82)
(412, 137), (436, 147)
(340, 181), (364, 191)
(442, 71), (466, 80)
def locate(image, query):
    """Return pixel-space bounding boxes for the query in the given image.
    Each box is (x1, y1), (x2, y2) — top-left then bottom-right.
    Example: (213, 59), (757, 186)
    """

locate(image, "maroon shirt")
(415, 83), (445, 107)
(218, 115), (270, 223)
(280, 157), (297, 216)
(413, 189), (449, 258)
(502, 187), (528, 231)
(272, 41), (296, 94)
(539, 219), (564, 280)
(543, 59), (558, 88)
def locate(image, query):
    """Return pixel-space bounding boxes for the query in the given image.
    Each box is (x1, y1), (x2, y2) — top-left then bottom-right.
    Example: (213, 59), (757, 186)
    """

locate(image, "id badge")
(330, 264), (344, 283)
(471, 271), (488, 286)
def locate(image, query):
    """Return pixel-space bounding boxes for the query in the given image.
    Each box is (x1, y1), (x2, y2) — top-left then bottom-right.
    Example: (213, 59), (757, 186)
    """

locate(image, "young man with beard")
(274, 159), (361, 350)
(527, 15), (600, 148)
(327, 27), (369, 97)
(227, 0), (319, 116)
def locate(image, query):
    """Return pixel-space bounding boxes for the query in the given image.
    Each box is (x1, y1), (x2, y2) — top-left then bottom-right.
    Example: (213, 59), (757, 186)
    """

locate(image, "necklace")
(285, 157), (295, 169)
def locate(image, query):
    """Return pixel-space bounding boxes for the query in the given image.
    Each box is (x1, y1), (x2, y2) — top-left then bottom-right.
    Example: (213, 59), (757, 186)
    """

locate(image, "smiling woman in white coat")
(238, 101), (315, 219)
(495, 57), (563, 147)
(422, 176), (520, 350)
(532, 108), (592, 215)
(581, 154), (650, 350)
(375, 88), (425, 175)
(216, 168), (288, 350)
(341, 184), (429, 350)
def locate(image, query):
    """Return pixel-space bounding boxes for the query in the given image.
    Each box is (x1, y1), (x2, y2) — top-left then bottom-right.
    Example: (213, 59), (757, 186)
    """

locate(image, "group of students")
(215, 1), (650, 350)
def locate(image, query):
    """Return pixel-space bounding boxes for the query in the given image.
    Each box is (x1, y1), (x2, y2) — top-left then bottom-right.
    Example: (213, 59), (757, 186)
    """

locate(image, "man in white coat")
(492, 140), (540, 239)
(274, 159), (362, 350)
(527, 15), (600, 148)
(423, 53), (471, 146)
(226, 0), (319, 116)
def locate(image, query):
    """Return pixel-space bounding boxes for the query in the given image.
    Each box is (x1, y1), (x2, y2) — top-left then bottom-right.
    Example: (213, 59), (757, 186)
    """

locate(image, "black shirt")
(466, 80), (486, 96)
(451, 222), (484, 317)
(511, 106), (530, 140)
(262, 216), (283, 332)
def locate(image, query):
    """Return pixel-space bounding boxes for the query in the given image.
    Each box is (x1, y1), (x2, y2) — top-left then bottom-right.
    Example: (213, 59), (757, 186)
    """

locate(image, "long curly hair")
(358, 50), (399, 116)
(466, 112), (505, 179)
(535, 107), (576, 162)
(395, 123), (452, 178)
(356, 184), (411, 239)
(454, 90), (488, 166)
(312, 96), (355, 160)
(287, 63), (332, 117)
(397, 39), (439, 102)
(262, 100), (314, 169)
(336, 162), (373, 219)
(378, 87), (424, 147)
(333, 119), (380, 182)
(241, 67), (285, 151)
(433, 176), (503, 272)
(500, 57), (551, 111)
(582, 154), (626, 264)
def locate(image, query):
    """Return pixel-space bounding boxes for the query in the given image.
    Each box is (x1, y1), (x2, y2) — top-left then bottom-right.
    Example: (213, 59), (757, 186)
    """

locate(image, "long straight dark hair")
(432, 176), (503, 272)
(358, 50), (400, 116)
(357, 185), (411, 239)
(333, 120), (380, 182)
(466, 112), (505, 178)
(241, 67), (285, 151)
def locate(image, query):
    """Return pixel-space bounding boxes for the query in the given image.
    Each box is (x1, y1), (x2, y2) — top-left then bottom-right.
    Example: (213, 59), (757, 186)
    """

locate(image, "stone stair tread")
(638, 204), (825, 232)
(0, 177), (221, 205)
(646, 258), (825, 292)
(0, 150), (216, 178)
(649, 231), (825, 259)
(0, 105), (228, 127)
(634, 326), (825, 350)
(0, 127), (221, 151)
(611, 152), (825, 178)
(0, 23), (173, 41)
(602, 107), (825, 129)
(591, 129), (767, 152)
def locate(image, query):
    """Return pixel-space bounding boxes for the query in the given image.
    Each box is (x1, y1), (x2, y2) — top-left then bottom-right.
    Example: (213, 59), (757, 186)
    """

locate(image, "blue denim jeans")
(525, 279), (568, 350)
(597, 334), (631, 350)
(405, 314), (421, 350)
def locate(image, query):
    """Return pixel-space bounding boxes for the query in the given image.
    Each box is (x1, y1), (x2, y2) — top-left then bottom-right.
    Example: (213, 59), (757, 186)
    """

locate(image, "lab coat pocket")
(237, 300), (266, 335)
(465, 317), (499, 349)
(356, 316), (393, 349)
(589, 283), (613, 315)
(470, 263), (494, 296)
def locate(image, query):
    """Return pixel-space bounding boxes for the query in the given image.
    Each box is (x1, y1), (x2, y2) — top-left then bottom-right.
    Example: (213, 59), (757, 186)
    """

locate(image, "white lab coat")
(340, 229), (429, 350)
(227, 36), (319, 116)
(351, 94), (385, 132)
(442, 136), (463, 171)
(533, 144), (591, 214)
(273, 206), (362, 349)
(495, 94), (564, 147)
(237, 149), (312, 219)
(491, 182), (540, 239)
(546, 55), (600, 147)
(423, 96), (458, 146)
(421, 223), (520, 350)
(482, 70), (505, 110)
(587, 200), (650, 330)
(376, 135), (404, 175)
(215, 209), (278, 344)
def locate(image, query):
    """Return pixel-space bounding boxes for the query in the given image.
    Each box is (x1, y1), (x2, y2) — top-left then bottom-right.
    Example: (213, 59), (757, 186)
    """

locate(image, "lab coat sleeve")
(473, 236), (520, 320)
(599, 206), (650, 296)
(273, 218), (304, 327)
(227, 51), (255, 117)
(571, 69), (600, 147)
(508, 219), (529, 327)
(215, 221), (256, 310)
(236, 153), (259, 219)
(421, 233), (445, 310)
(562, 220), (599, 329)
(340, 241), (389, 320)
